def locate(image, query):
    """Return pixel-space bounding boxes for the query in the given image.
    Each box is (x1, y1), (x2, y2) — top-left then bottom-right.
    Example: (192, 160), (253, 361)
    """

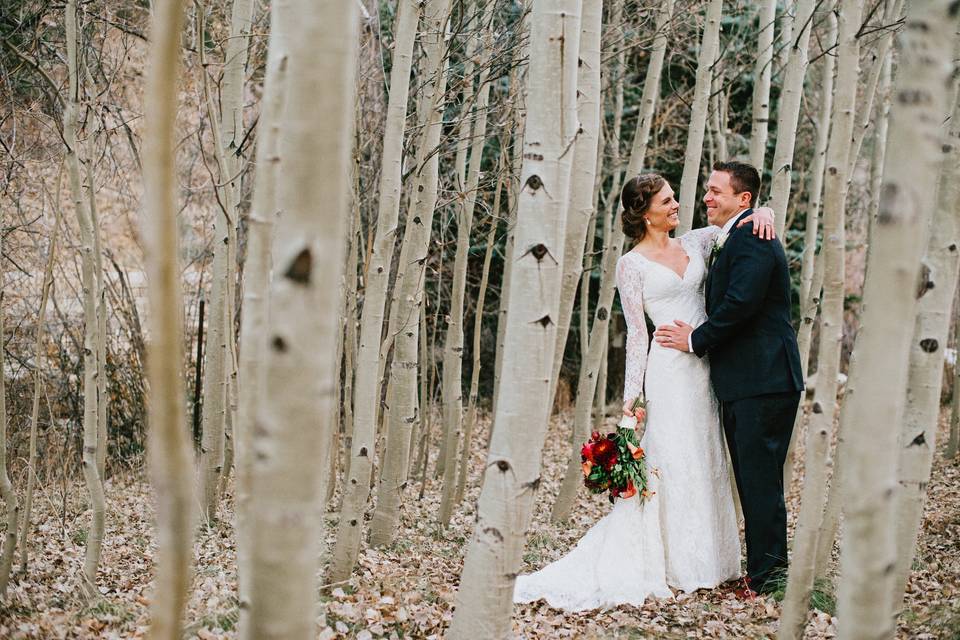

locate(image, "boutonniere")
(709, 232), (729, 267)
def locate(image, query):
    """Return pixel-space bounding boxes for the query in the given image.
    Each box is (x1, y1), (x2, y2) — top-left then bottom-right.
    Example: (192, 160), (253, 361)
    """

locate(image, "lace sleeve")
(616, 254), (648, 405)
(681, 226), (721, 261)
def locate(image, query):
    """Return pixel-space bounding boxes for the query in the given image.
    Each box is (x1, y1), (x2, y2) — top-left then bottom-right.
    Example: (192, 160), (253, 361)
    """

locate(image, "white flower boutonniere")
(709, 232), (728, 267)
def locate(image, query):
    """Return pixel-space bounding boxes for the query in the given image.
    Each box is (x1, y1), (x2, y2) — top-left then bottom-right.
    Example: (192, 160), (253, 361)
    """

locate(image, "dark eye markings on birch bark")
(909, 432), (927, 447)
(919, 338), (938, 353)
(283, 248), (312, 284)
(916, 263), (934, 299)
(524, 174), (543, 191)
(523, 243), (558, 265)
(533, 315), (553, 328)
(271, 336), (288, 352)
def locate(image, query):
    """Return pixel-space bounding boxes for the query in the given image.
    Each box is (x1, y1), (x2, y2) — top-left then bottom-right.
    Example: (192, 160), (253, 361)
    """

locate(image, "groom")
(654, 160), (803, 596)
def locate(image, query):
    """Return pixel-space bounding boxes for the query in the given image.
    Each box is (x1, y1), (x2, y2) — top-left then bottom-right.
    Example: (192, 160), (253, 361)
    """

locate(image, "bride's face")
(643, 183), (680, 233)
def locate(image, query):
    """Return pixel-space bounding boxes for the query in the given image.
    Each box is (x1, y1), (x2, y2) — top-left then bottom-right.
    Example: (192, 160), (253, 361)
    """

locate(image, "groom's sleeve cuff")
(688, 335), (694, 353)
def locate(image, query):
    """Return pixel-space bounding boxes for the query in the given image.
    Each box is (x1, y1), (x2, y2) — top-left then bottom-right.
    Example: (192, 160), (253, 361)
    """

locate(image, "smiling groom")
(654, 160), (803, 595)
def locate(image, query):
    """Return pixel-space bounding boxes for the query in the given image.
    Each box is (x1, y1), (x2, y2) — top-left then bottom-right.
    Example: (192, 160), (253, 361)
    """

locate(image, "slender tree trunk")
(785, 9), (836, 491)
(342, 0), (447, 564)
(338, 202), (361, 492)
(437, 0), (497, 527)
(18, 184), (60, 573)
(949, 296), (960, 459)
(546, 0), (605, 411)
(334, 0), (419, 541)
(550, 0), (672, 524)
(448, 1), (582, 635)
(766, 0), (816, 239)
(777, 0), (863, 633)
(65, 0), (106, 598)
(677, 0), (723, 235)
(889, 31), (960, 617)
(245, 0), (357, 636)
(846, 0), (904, 178)
(458, 170), (505, 504)
(749, 0), (776, 173)
(234, 2), (287, 628)
(142, 0), (195, 633)
(834, 3), (954, 637)
(0, 293), (16, 598)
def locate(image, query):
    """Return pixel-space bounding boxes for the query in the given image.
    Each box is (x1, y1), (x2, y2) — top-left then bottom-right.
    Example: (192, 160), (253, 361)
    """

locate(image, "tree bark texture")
(835, 2), (954, 636)
(448, 1), (582, 635)
(677, 0), (723, 235)
(749, 0), (777, 173)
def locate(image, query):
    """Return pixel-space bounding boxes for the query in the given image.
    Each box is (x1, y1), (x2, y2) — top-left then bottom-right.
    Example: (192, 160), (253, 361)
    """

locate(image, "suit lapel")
(705, 209), (753, 310)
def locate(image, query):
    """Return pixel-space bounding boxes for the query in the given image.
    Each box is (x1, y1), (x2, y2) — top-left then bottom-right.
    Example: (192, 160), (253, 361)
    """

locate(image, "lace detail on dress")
(681, 225), (721, 262)
(616, 255), (648, 404)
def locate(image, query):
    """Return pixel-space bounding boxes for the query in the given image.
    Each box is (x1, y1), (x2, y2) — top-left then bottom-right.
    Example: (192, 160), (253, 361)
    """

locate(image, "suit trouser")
(721, 390), (800, 593)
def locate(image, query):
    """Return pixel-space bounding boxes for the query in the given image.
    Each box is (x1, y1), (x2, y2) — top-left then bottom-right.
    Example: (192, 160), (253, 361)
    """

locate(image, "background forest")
(0, 0), (958, 638)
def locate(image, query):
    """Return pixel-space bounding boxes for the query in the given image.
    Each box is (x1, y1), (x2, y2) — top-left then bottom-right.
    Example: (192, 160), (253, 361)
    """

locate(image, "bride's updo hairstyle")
(620, 173), (666, 242)
(620, 173), (667, 242)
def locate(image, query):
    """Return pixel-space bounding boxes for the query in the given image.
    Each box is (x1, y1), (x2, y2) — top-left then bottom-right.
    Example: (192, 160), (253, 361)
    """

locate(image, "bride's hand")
(737, 206), (776, 240)
(623, 402), (646, 422)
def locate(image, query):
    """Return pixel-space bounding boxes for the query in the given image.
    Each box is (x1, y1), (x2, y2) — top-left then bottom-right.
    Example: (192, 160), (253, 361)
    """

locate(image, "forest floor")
(1, 407), (959, 639)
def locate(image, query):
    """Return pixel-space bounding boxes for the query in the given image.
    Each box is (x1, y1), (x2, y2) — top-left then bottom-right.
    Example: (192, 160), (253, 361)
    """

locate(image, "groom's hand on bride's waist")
(654, 320), (693, 352)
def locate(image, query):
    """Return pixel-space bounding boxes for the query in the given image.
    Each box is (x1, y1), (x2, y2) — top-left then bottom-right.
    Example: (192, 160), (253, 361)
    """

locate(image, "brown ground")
(1, 408), (958, 639)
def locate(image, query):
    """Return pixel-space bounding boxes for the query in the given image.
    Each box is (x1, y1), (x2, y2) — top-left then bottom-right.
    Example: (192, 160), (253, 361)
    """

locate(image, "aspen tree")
(766, 0), (816, 239)
(235, 0), (288, 626)
(778, 1), (862, 631)
(142, 0), (195, 633)
(448, 0), (582, 635)
(65, 0), (106, 597)
(551, 0), (673, 523)
(245, 0), (357, 636)
(458, 170), (506, 503)
(545, 0), (604, 446)
(890, 83), (960, 613)
(749, 0), (777, 173)
(342, 0), (449, 563)
(492, 9), (530, 418)
(0, 294), (16, 597)
(197, 0), (254, 521)
(677, 0), (723, 235)
(785, 8), (836, 491)
(835, 3), (955, 636)
(949, 318), (960, 458)
(437, 0), (498, 527)
(19, 178), (60, 572)
(343, 0), (420, 508)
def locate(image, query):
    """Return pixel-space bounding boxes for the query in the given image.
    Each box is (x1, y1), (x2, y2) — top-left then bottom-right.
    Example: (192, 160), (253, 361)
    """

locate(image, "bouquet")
(580, 396), (654, 504)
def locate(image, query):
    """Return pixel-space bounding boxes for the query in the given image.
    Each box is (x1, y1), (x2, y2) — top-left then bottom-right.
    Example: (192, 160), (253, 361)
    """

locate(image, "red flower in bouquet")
(591, 438), (618, 471)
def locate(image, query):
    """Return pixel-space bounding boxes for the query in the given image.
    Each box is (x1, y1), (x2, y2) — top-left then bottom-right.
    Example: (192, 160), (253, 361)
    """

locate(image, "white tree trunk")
(550, 0), (672, 523)
(448, 1), (582, 636)
(244, 0), (357, 636)
(340, 0), (448, 564)
(0, 283), (17, 597)
(778, 0), (862, 632)
(785, 8), (836, 491)
(345, 0), (420, 546)
(545, 0), (604, 438)
(142, 0), (195, 633)
(18, 194), (60, 573)
(766, 0), (816, 239)
(234, 1), (288, 629)
(835, 2), (954, 636)
(677, 0), (723, 235)
(65, 0), (106, 599)
(749, 0), (777, 172)
(889, 30), (960, 617)
(437, 0), (498, 527)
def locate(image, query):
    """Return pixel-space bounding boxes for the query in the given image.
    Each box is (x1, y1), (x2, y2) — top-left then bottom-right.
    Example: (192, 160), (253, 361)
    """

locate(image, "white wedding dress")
(514, 227), (741, 611)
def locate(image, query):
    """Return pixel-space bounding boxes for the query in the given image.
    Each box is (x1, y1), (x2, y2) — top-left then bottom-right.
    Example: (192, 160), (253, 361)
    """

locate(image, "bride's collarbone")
(632, 241), (691, 277)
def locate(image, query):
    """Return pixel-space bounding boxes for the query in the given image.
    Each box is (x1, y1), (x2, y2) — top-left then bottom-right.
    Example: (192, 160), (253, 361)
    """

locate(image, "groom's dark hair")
(713, 160), (760, 208)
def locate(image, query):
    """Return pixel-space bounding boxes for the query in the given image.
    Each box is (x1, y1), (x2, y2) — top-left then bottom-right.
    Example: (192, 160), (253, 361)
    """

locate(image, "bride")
(513, 173), (775, 611)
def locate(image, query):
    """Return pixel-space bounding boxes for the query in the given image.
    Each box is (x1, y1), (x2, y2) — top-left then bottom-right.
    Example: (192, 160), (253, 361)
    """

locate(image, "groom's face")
(703, 171), (749, 227)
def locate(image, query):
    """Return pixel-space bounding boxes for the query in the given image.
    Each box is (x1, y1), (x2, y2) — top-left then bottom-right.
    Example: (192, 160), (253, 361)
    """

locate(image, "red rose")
(580, 442), (595, 463)
(590, 431), (601, 442)
(592, 439), (618, 470)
